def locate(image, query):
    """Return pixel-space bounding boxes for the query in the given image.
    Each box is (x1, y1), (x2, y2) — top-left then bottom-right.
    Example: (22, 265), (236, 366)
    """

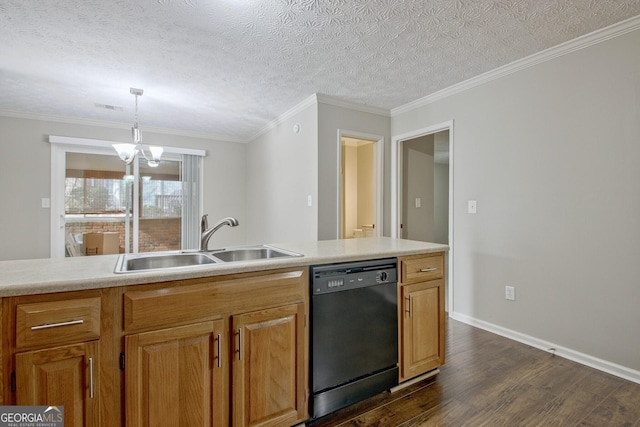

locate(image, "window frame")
(49, 135), (205, 258)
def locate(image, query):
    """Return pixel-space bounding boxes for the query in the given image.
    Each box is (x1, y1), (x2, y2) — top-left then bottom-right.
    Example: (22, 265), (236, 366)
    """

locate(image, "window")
(65, 168), (130, 216)
(50, 136), (205, 258)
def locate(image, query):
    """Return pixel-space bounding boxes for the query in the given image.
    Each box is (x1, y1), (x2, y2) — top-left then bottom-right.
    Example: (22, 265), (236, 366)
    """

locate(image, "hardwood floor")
(307, 318), (640, 426)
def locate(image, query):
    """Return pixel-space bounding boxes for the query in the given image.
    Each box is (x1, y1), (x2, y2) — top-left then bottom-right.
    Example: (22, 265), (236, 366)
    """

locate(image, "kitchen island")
(0, 237), (447, 296)
(0, 237), (448, 426)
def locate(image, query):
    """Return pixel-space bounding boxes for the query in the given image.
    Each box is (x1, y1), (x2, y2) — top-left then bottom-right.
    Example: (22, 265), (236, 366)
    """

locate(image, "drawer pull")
(216, 333), (222, 368)
(89, 357), (95, 399)
(31, 319), (84, 331)
(420, 267), (437, 272)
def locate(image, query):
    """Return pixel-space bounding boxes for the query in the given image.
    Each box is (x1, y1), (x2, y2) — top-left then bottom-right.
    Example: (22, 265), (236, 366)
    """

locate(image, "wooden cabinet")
(125, 320), (226, 427)
(1, 268), (308, 427)
(398, 253), (445, 382)
(121, 268), (309, 427)
(16, 341), (99, 426)
(4, 294), (103, 427)
(232, 303), (306, 427)
(15, 297), (101, 349)
(3, 249), (453, 424)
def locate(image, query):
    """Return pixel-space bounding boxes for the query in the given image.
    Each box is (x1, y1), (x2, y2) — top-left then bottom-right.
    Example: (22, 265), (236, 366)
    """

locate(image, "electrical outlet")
(505, 286), (516, 301)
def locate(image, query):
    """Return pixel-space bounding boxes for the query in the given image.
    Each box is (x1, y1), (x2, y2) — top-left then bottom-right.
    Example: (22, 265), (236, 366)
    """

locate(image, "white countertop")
(0, 237), (448, 297)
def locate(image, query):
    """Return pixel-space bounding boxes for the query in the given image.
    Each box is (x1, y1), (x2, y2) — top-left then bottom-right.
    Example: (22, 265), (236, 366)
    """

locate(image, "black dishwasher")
(310, 258), (398, 419)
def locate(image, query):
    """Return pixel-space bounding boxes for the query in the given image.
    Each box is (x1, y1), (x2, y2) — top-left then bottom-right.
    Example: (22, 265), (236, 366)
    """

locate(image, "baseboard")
(450, 312), (640, 385)
(390, 368), (440, 393)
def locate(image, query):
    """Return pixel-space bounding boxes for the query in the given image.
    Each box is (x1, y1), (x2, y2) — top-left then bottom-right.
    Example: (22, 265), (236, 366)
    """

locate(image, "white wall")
(0, 116), (247, 260)
(343, 144), (358, 238)
(200, 135), (247, 249)
(245, 102), (318, 244)
(342, 140), (376, 238)
(317, 102), (390, 239)
(392, 28), (640, 372)
(433, 130), (450, 245)
(433, 161), (449, 244)
(357, 143), (375, 230)
(402, 134), (435, 241)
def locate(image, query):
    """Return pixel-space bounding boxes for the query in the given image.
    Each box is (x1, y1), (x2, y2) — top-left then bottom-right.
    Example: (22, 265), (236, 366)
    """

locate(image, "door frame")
(390, 120), (454, 313)
(337, 129), (384, 239)
(49, 135), (205, 258)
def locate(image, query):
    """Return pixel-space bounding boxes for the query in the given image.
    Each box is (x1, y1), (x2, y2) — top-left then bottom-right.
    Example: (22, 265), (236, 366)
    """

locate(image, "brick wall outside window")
(66, 218), (181, 254)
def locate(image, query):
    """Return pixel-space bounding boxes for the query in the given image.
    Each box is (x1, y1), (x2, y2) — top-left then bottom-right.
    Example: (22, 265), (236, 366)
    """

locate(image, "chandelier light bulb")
(113, 143), (137, 164)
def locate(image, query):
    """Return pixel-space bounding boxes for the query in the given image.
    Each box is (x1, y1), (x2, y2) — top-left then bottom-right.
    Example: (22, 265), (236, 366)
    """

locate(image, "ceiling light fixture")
(113, 88), (163, 167)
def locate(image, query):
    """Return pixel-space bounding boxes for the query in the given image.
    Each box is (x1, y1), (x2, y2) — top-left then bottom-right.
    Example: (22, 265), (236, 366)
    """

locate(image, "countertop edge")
(0, 238), (448, 297)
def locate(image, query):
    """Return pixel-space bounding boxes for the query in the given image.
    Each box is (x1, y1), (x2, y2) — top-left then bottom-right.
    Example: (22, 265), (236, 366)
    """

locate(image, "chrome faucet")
(200, 215), (239, 251)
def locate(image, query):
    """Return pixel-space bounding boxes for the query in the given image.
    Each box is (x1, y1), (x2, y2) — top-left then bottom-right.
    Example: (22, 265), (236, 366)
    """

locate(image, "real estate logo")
(0, 406), (64, 427)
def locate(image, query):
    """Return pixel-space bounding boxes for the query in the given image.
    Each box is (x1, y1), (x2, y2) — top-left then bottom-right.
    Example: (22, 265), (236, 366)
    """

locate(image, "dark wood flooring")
(307, 318), (640, 426)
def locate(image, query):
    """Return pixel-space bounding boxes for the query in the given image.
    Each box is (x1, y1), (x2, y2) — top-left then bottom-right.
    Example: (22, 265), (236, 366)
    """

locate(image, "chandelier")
(112, 88), (163, 167)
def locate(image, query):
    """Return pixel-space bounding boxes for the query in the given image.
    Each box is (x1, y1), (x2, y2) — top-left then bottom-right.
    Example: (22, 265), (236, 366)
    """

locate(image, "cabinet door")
(400, 279), (445, 381)
(16, 341), (100, 427)
(232, 303), (306, 427)
(125, 320), (226, 427)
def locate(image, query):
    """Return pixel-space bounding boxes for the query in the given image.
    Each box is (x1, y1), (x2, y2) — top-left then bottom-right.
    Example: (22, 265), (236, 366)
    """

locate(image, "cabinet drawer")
(123, 269), (305, 332)
(401, 253), (444, 283)
(16, 297), (101, 349)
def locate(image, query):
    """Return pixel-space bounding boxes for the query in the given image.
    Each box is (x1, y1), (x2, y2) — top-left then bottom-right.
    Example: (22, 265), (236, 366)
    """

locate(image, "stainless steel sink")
(114, 245), (302, 273)
(114, 251), (218, 273)
(209, 245), (302, 262)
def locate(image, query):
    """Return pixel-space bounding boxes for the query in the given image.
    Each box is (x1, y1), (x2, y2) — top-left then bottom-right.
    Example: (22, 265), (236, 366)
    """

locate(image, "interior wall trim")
(391, 14), (640, 116)
(49, 135), (207, 157)
(0, 109), (245, 143)
(450, 312), (640, 385)
(248, 92), (390, 142)
(316, 93), (390, 117)
(5, 14), (639, 143)
(248, 93), (319, 142)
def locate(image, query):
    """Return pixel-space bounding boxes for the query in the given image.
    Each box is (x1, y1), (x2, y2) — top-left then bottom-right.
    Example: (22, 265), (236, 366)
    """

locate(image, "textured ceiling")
(1, 0), (640, 141)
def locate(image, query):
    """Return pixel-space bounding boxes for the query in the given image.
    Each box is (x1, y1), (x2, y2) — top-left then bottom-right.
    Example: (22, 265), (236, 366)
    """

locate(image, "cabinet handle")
(420, 267), (437, 272)
(89, 357), (95, 399)
(215, 333), (222, 368)
(405, 296), (412, 317)
(236, 328), (242, 361)
(31, 319), (84, 331)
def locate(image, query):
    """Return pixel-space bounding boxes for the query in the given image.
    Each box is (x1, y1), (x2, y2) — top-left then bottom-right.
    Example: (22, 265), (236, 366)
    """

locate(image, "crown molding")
(248, 93), (318, 141)
(392, 14), (640, 116)
(0, 109), (246, 143)
(315, 93), (390, 117)
(249, 92), (390, 142)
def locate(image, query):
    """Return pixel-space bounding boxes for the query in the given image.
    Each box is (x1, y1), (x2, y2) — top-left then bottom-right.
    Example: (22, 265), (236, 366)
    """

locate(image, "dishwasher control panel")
(327, 279), (345, 289)
(311, 258), (397, 295)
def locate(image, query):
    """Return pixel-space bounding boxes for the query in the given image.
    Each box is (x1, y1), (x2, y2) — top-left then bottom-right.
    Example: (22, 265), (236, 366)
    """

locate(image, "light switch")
(468, 200), (477, 214)
(41, 198), (50, 208)
(415, 198), (421, 208)
(307, 195), (313, 207)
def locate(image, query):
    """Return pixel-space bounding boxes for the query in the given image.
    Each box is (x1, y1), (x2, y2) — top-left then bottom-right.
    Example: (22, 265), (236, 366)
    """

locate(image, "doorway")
(401, 131), (449, 243)
(338, 131), (384, 239)
(391, 120), (454, 312)
(49, 136), (205, 258)
(64, 152), (183, 256)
